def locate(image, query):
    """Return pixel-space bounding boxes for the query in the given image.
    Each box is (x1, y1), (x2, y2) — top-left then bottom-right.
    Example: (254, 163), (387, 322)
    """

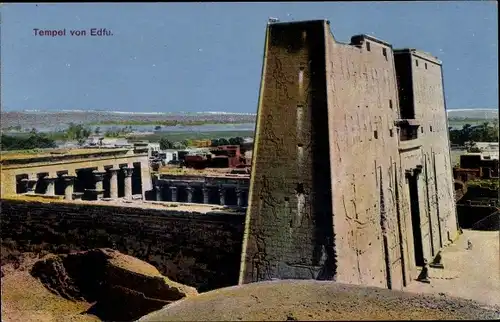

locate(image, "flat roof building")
(1, 148), (152, 201)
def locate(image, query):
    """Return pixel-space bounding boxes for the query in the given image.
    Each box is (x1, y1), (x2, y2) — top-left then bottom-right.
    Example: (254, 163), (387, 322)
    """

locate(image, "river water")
(10, 123), (256, 134)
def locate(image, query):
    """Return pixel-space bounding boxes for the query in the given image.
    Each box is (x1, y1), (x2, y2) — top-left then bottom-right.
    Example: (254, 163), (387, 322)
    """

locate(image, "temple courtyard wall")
(0, 197), (245, 292)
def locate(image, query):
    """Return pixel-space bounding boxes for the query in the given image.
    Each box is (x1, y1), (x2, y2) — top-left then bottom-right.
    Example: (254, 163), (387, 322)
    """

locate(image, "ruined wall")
(0, 199), (244, 292)
(324, 29), (407, 289)
(239, 20), (335, 284)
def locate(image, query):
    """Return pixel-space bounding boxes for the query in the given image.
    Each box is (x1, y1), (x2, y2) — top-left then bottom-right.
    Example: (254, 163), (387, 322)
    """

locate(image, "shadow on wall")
(0, 199), (246, 292)
(307, 26), (336, 280)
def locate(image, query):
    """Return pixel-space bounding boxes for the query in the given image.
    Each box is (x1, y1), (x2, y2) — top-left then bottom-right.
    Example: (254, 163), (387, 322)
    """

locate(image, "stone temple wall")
(239, 20), (459, 290)
(1, 198), (245, 292)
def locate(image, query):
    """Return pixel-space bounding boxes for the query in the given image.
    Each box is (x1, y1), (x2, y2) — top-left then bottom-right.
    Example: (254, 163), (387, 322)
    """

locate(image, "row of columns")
(20, 166), (135, 201)
(155, 184), (247, 207)
(104, 167), (134, 200)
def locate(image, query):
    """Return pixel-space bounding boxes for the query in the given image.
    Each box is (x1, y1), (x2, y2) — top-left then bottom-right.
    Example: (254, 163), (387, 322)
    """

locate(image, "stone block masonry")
(0, 198), (245, 292)
(239, 21), (336, 284)
(239, 20), (459, 290)
(1, 148), (152, 201)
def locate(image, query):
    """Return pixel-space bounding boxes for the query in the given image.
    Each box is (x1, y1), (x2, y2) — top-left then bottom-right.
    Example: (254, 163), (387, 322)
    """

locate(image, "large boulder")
(30, 248), (198, 321)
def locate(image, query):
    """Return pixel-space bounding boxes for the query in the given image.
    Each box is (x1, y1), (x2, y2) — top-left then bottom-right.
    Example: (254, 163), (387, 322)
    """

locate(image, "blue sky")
(1, 2), (498, 113)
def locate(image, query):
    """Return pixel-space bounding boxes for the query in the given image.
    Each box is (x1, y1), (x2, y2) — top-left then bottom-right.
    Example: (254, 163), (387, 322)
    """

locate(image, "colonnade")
(17, 165), (138, 201)
(154, 182), (248, 207)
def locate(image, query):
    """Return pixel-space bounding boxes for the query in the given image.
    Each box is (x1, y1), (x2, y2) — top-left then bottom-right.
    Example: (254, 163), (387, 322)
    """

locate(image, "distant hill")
(447, 109), (498, 120)
(0, 109), (497, 132)
(0, 110), (257, 132)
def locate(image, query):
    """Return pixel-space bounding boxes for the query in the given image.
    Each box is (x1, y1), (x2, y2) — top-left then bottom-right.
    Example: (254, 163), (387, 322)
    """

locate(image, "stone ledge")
(398, 138), (422, 152)
(15, 193), (65, 201)
(0, 196), (246, 217)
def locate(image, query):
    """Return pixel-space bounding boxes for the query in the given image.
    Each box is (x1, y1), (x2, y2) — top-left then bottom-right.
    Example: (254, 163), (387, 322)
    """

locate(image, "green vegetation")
(3, 125), (22, 132)
(3, 116), (495, 153)
(1, 128), (253, 152)
(159, 138), (174, 150)
(448, 117), (488, 126)
(448, 118), (498, 128)
(64, 123), (92, 145)
(211, 137), (244, 146)
(229, 137), (245, 146)
(1, 123), (92, 151)
(88, 119), (251, 127)
(1, 128), (57, 151)
(212, 138), (229, 146)
(41, 131), (67, 141)
(127, 130), (254, 143)
(158, 136), (247, 150)
(467, 179), (499, 190)
(448, 122), (498, 146)
(104, 126), (133, 138)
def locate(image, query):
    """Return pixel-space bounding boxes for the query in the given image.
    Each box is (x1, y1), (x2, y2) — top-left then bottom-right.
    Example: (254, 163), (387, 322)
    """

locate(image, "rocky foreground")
(1, 249), (197, 321)
(140, 279), (500, 321)
(2, 248), (499, 321)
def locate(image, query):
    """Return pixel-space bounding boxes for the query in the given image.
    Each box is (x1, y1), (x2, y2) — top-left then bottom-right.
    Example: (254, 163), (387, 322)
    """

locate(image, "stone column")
(236, 188), (246, 207)
(62, 175), (76, 200)
(93, 171), (105, 191)
(108, 168), (120, 199)
(20, 178), (29, 193)
(21, 177), (37, 193)
(186, 186), (194, 203)
(202, 186), (210, 204)
(27, 174), (39, 193)
(155, 184), (162, 201)
(93, 171), (106, 200)
(44, 176), (57, 196)
(73, 192), (84, 200)
(219, 187), (226, 206)
(123, 167), (134, 199)
(169, 186), (178, 202)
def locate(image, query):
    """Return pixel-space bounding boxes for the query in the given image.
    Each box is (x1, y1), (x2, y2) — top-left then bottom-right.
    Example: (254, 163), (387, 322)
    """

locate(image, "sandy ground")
(139, 279), (500, 321)
(0, 249), (197, 322)
(1, 269), (99, 322)
(404, 229), (500, 307)
(141, 229), (500, 321)
(2, 230), (498, 321)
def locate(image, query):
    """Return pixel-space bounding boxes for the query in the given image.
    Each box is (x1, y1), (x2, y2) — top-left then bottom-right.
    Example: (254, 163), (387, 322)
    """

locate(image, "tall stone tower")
(239, 20), (458, 290)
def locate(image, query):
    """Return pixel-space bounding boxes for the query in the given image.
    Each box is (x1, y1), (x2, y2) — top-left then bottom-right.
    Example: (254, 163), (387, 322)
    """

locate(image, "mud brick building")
(239, 20), (458, 290)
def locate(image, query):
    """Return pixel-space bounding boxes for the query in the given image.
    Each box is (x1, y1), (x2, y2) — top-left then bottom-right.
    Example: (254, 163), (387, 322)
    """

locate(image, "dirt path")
(404, 229), (500, 307)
